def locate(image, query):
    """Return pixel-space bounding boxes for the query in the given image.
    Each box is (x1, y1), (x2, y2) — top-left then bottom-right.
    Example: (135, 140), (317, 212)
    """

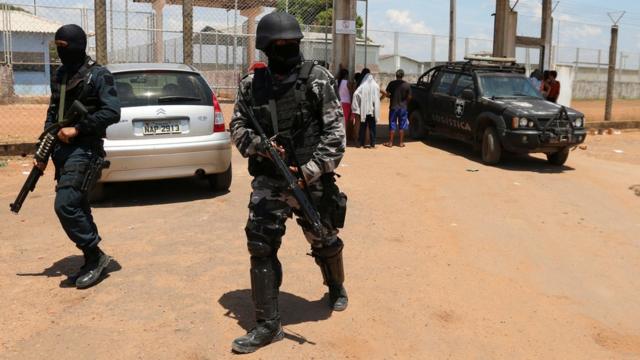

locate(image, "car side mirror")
(461, 89), (475, 101)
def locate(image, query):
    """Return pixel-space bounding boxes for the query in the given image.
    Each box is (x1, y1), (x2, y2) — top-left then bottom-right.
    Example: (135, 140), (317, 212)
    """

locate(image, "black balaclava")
(55, 24), (87, 73)
(265, 41), (302, 75)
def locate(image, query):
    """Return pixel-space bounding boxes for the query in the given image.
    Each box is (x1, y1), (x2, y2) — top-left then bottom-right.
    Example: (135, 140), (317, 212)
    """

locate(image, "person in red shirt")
(546, 70), (561, 103)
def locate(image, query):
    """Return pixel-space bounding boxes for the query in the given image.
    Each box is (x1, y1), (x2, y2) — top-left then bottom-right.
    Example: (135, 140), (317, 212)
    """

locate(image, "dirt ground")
(1, 99), (639, 144)
(1, 130), (639, 359)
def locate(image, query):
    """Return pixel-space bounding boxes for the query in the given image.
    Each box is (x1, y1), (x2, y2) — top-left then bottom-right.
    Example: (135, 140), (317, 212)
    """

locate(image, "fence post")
(597, 49), (602, 79)
(94, 0), (108, 64)
(464, 37), (469, 58)
(182, 0), (193, 65)
(575, 47), (580, 79)
(431, 35), (436, 68)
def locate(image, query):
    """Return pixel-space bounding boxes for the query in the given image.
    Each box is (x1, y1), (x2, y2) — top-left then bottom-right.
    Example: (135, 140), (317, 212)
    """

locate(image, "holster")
(319, 174), (348, 229)
(80, 156), (110, 192)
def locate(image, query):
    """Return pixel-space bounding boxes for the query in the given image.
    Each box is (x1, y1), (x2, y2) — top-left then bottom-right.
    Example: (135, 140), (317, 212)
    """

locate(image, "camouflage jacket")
(230, 63), (346, 184)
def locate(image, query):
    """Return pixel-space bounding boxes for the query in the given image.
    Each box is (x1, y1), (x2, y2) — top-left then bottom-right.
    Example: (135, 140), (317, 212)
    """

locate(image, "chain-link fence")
(2, 0), (640, 143)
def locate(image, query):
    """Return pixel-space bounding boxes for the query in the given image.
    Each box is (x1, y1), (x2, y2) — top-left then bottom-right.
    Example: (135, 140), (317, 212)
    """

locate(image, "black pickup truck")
(408, 58), (587, 165)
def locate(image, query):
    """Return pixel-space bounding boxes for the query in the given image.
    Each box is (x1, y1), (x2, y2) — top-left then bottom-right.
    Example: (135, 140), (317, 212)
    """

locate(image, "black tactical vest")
(51, 57), (103, 138)
(248, 61), (322, 177)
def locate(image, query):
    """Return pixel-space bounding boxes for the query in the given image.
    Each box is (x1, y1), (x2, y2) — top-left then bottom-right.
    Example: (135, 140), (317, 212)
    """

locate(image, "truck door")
(430, 71), (457, 135)
(450, 73), (477, 140)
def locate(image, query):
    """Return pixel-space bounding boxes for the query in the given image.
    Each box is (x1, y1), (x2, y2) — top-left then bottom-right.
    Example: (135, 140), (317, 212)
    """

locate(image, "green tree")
(275, 0), (363, 30)
(0, 3), (29, 12)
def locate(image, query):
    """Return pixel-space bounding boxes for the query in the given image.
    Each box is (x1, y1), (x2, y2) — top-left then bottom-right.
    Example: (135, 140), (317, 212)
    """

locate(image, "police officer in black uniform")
(229, 12), (348, 353)
(35, 24), (120, 289)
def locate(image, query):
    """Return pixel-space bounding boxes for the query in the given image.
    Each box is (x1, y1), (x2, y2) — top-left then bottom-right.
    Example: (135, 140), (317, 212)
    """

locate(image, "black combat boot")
(232, 252), (284, 353)
(232, 319), (284, 354)
(75, 246), (111, 289)
(312, 238), (348, 311)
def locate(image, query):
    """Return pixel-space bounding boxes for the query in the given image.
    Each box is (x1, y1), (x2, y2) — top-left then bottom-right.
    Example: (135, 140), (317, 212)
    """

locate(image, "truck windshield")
(478, 75), (542, 99)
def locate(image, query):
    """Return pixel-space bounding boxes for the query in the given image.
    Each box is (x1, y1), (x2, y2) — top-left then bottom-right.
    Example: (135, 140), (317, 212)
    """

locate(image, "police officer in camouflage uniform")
(35, 24), (120, 289)
(229, 12), (348, 353)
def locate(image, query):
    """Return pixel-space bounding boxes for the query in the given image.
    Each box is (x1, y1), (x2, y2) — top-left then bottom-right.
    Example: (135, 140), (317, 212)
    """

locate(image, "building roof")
(379, 54), (424, 64)
(105, 63), (199, 73)
(133, 0), (276, 10)
(0, 10), (61, 34)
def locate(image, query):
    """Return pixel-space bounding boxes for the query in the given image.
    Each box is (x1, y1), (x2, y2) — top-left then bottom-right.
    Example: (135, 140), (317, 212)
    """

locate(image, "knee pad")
(311, 237), (344, 259)
(246, 220), (283, 257)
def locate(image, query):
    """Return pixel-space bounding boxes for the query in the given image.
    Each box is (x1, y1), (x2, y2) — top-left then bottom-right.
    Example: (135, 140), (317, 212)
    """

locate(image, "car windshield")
(478, 75), (542, 99)
(114, 71), (212, 108)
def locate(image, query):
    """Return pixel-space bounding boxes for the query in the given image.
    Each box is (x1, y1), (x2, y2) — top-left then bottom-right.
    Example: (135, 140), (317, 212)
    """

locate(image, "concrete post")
(605, 25), (618, 121)
(182, 0), (193, 65)
(540, 0), (553, 70)
(332, 0), (356, 76)
(393, 31), (399, 70)
(492, 0), (516, 58)
(241, 7), (262, 69)
(152, 0), (165, 62)
(94, 0), (108, 64)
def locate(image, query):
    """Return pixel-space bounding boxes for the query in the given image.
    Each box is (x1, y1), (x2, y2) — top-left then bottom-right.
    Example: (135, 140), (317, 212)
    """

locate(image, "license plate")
(143, 121), (181, 135)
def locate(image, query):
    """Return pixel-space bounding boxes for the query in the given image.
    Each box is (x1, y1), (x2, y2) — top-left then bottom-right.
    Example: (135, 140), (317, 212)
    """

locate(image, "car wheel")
(88, 182), (106, 203)
(207, 164), (232, 192)
(409, 111), (427, 139)
(546, 147), (570, 166)
(481, 127), (502, 165)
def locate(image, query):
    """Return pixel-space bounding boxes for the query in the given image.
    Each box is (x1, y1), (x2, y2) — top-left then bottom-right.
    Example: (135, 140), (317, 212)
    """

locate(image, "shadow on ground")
(219, 289), (333, 345)
(420, 135), (576, 174)
(93, 177), (228, 208)
(16, 255), (123, 288)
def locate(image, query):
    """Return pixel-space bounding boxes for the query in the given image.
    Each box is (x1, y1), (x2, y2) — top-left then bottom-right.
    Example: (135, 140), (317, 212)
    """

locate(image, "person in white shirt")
(351, 69), (381, 148)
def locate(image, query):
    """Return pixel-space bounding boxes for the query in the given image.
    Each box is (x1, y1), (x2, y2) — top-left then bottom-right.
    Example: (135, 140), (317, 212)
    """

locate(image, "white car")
(95, 63), (232, 199)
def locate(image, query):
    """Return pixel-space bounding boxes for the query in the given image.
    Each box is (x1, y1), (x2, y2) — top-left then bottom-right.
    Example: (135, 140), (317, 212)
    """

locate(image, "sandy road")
(1, 133), (639, 359)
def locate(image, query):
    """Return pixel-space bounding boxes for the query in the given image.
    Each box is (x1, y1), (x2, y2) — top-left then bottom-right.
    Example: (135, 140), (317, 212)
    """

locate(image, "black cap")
(256, 12), (303, 51)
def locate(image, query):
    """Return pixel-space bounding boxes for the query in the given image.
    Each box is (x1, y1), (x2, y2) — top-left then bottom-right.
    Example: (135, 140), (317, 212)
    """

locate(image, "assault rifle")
(240, 91), (327, 240)
(10, 100), (89, 214)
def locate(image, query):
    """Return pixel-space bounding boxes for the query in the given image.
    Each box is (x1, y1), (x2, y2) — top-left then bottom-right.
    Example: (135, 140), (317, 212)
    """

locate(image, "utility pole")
(94, 0), (107, 64)
(332, 0), (356, 77)
(605, 12), (624, 121)
(182, 0), (193, 65)
(449, 0), (456, 61)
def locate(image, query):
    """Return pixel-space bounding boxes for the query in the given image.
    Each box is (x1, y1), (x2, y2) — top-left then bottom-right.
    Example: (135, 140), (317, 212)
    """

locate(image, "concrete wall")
(573, 81), (640, 100)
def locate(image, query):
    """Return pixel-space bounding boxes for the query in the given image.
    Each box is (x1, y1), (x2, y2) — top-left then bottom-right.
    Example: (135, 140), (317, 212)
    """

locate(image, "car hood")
(486, 97), (584, 118)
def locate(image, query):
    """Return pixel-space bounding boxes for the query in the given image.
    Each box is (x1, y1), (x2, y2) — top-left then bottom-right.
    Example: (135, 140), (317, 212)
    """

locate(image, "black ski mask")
(266, 42), (302, 75)
(55, 24), (87, 72)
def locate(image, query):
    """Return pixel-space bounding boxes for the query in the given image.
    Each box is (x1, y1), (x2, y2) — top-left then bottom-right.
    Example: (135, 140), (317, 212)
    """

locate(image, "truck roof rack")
(443, 55), (525, 74)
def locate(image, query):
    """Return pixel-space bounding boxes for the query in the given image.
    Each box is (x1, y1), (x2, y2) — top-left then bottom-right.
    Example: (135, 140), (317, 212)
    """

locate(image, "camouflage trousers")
(246, 175), (340, 248)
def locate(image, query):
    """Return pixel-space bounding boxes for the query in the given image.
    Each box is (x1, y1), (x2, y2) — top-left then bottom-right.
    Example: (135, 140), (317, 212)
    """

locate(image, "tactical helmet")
(256, 12), (304, 51)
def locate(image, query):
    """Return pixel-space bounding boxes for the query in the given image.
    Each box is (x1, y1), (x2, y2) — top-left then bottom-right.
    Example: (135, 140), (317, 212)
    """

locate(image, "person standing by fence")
(336, 68), (355, 142)
(382, 69), (411, 148)
(352, 70), (380, 148)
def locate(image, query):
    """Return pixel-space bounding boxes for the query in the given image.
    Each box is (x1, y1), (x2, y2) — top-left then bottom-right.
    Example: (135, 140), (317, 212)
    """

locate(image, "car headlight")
(573, 117), (584, 127)
(519, 117), (528, 127)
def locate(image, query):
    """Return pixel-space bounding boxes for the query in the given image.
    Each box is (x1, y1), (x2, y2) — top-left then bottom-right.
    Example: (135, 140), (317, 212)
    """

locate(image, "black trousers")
(358, 115), (376, 147)
(53, 145), (101, 249)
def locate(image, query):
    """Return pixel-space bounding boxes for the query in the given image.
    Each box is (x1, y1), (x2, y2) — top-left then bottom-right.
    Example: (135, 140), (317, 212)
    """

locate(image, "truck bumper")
(501, 129), (587, 153)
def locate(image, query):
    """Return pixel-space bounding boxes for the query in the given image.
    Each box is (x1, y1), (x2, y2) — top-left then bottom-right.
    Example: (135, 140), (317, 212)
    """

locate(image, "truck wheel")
(546, 147), (570, 166)
(409, 111), (427, 139)
(88, 182), (106, 203)
(481, 127), (502, 165)
(207, 164), (232, 192)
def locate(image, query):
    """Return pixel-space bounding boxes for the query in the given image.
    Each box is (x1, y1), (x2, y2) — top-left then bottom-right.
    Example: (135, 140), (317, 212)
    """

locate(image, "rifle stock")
(9, 100), (88, 214)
